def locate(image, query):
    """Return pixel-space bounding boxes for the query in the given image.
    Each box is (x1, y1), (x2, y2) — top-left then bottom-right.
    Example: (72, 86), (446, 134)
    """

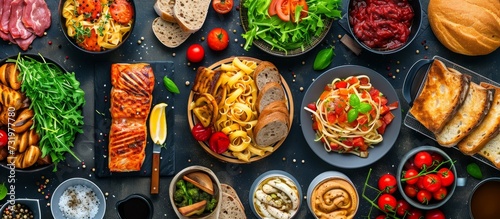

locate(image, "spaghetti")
(304, 75), (398, 157)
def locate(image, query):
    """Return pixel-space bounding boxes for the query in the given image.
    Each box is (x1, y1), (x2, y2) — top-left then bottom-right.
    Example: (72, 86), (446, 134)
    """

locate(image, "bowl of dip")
(249, 170), (302, 219)
(307, 171), (358, 219)
(347, 0), (422, 54)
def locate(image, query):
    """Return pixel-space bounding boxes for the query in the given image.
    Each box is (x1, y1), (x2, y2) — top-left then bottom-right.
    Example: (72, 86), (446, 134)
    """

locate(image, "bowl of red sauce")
(347, 0), (422, 54)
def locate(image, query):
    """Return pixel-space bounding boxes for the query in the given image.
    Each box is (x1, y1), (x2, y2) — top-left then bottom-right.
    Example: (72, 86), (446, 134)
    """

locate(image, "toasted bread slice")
(154, 0), (176, 22)
(478, 133), (500, 168)
(458, 82), (500, 154)
(435, 82), (493, 147)
(256, 82), (286, 113)
(409, 59), (471, 133)
(253, 61), (281, 91)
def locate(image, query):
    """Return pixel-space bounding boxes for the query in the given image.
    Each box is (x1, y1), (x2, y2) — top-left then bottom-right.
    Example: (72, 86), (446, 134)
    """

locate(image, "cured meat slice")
(9, 0), (33, 39)
(22, 0), (51, 36)
(0, 0), (12, 35)
(14, 34), (36, 50)
(108, 63), (155, 172)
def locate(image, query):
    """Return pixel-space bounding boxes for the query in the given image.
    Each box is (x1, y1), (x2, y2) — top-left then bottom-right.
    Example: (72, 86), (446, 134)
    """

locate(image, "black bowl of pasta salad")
(59, 0), (135, 54)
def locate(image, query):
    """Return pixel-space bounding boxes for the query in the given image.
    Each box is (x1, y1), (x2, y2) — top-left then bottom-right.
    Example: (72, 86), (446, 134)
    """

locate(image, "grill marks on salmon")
(108, 63), (154, 172)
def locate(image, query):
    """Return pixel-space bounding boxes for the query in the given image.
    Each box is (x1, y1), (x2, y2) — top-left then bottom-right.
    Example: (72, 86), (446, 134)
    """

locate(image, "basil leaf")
(358, 103), (373, 113)
(349, 94), (360, 108)
(347, 109), (358, 123)
(163, 76), (180, 94)
(313, 47), (334, 71)
(0, 183), (7, 200)
(467, 163), (483, 179)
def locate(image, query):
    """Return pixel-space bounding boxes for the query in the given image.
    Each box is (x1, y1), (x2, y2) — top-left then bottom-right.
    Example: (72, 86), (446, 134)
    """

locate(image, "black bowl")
(347, 0), (422, 55)
(59, 0), (136, 54)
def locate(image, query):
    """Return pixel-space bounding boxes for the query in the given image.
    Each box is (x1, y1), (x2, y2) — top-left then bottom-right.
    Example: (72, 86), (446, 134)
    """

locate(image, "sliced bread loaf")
(253, 61), (281, 91)
(259, 100), (289, 127)
(256, 82), (285, 113)
(219, 191), (246, 219)
(435, 82), (493, 147)
(478, 133), (500, 168)
(152, 17), (191, 48)
(221, 184), (244, 211)
(409, 59), (471, 133)
(458, 82), (500, 155)
(154, 0), (176, 23)
(254, 111), (289, 146)
(173, 0), (211, 33)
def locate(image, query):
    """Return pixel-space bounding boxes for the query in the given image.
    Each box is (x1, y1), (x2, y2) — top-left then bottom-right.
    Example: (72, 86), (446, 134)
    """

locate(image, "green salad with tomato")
(242, 0), (342, 53)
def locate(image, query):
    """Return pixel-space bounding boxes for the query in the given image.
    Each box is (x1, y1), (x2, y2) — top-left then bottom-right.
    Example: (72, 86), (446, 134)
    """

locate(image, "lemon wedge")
(149, 103), (168, 144)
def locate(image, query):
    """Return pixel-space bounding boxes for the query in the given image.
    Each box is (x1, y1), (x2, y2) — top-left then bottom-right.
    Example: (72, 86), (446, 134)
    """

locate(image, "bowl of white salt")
(51, 177), (106, 219)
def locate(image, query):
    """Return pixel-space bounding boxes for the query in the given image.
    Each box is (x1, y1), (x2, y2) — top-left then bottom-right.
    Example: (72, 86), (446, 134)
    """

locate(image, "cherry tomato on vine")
(416, 190), (432, 204)
(212, 0), (233, 14)
(186, 44), (205, 63)
(378, 173), (397, 194)
(404, 168), (420, 185)
(425, 209), (446, 219)
(0, 130), (7, 147)
(375, 215), (387, 219)
(406, 208), (423, 219)
(395, 199), (411, 217)
(404, 184), (418, 198)
(378, 193), (397, 212)
(432, 187), (448, 201)
(422, 173), (442, 193)
(414, 151), (433, 169)
(207, 28), (229, 51)
(437, 167), (455, 187)
(209, 131), (230, 154)
(430, 152), (444, 168)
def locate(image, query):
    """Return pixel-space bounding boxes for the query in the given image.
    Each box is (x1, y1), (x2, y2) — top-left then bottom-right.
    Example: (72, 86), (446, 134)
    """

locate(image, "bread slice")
(254, 111), (289, 146)
(152, 17), (191, 48)
(173, 0), (211, 33)
(154, 0), (176, 22)
(256, 82), (285, 113)
(478, 132), (500, 168)
(409, 59), (471, 133)
(221, 184), (244, 211)
(435, 82), (493, 147)
(458, 82), (500, 154)
(259, 100), (289, 128)
(253, 61), (281, 91)
(219, 192), (246, 219)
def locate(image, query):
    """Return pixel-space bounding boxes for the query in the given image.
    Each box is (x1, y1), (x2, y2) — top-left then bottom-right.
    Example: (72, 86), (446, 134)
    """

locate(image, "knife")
(150, 103), (168, 194)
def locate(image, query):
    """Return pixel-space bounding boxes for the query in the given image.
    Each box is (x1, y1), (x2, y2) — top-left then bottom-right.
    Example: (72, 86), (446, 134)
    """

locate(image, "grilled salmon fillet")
(108, 63), (154, 172)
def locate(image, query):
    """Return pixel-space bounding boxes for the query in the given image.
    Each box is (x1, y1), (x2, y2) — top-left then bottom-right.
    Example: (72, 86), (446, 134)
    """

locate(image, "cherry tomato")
(186, 44), (205, 63)
(432, 186), (448, 201)
(276, 0), (290, 22)
(306, 103), (317, 111)
(429, 152), (444, 169)
(416, 189), (432, 204)
(403, 168), (420, 185)
(378, 173), (397, 194)
(335, 81), (348, 89)
(375, 215), (387, 219)
(422, 173), (442, 193)
(425, 209), (446, 219)
(378, 193), (397, 212)
(191, 122), (212, 141)
(110, 0), (134, 25)
(395, 199), (411, 217)
(212, 0), (233, 14)
(76, 0), (102, 21)
(406, 208), (423, 219)
(207, 28), (229, 51)
(0, 130), (7, 147)
(209, 131), (230, 154)
(78, 29), (101, 52)
(404, 184), (418, 198)
(416, 175), (426, 190)
(290, 0), (308, 22)
(437, 167), (455, 187)
(414, 151), (433, 170)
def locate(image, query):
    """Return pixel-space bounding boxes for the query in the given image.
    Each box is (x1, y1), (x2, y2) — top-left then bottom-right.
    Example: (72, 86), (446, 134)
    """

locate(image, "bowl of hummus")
(249, 170), (302, 219)
(307, 171), (359, 219)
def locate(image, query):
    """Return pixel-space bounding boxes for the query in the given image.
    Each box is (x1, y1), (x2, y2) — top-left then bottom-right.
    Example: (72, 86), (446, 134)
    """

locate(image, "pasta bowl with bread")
(187, 57), (294, 163)
(300, 65), (401, 168)
(59, 0), (135, 54)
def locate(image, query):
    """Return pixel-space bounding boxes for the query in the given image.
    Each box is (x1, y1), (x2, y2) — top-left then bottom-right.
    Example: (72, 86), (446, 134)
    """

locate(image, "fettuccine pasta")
(62, 0), (134, 52)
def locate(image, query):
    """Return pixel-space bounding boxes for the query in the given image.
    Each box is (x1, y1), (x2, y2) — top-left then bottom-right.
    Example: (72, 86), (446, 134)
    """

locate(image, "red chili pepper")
(191, 122), (212, 141)
(209, 131), (230, 154)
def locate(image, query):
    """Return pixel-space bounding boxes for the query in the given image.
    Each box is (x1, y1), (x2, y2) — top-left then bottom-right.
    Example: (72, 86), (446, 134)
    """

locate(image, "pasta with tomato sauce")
(62, 0), (134, 52)
(304, 75), (398, 157)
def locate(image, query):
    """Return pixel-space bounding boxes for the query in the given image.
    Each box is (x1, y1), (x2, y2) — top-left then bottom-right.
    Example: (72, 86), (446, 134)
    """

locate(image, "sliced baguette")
(435, 82), (493, 147)
(152, 17), (191, 48)
(458, 82), (500, 155)
(219, 192), (246, 219)
(154, 0), (176, 23)
(253, 61), (281, 91)
(259, 100), (289, 127)
(173, 0), (211, 33)
(409, 59), (471, 133)
(254, 111), (289, 146)
(478, 133), (500, 169)
(256, 82), (286, 113)
(221, 184), (244, 211)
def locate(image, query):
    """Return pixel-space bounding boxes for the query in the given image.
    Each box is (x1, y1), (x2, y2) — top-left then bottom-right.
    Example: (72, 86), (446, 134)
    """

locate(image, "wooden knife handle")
(150, 153), (160, 194)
